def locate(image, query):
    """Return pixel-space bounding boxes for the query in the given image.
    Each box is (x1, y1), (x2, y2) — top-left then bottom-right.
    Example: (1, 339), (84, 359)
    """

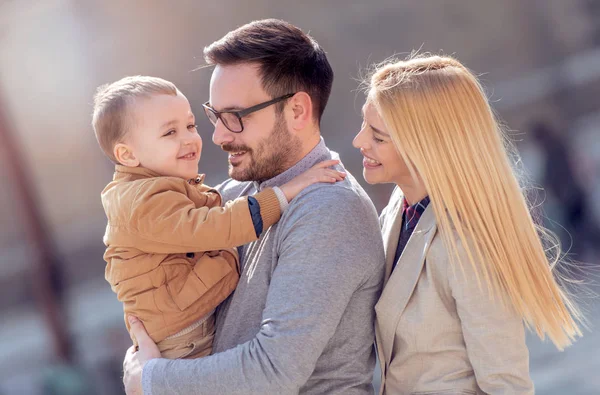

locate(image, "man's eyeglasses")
(202, 93), (295, 133)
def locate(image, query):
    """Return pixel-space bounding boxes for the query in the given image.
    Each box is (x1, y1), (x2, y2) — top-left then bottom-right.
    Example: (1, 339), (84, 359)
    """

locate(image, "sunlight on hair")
(366, 53), (584, 350)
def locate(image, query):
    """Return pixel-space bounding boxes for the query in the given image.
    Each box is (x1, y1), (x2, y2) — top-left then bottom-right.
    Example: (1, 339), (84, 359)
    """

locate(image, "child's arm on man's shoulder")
(124, 178), (281, 253)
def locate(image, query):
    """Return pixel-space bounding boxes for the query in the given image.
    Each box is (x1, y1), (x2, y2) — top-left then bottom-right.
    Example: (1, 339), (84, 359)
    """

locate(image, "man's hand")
(123, 316), (161, 395)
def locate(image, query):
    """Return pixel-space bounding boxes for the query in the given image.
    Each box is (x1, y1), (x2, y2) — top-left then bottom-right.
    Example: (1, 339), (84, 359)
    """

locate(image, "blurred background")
(1, 0), (599, 394)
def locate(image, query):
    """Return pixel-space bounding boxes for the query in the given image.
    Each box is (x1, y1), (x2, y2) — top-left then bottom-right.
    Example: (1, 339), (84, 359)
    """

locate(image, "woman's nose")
(352, 128), (368, 149)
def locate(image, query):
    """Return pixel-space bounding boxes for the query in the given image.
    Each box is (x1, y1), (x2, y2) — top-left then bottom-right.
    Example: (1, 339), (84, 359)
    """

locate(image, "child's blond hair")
(92, 76), (178, 163)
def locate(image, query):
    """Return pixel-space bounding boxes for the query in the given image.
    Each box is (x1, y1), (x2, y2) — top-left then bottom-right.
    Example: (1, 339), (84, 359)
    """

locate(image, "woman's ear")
(114, 143), (140, 167)
(287, 92), (313, 131)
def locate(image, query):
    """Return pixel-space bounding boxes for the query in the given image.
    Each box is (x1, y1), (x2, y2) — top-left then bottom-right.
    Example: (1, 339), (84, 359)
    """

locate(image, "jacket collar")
(113, 165), (205, 184)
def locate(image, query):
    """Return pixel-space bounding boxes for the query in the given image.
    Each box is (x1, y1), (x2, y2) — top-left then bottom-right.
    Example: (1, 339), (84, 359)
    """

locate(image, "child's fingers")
(321, 176), (338, 183)
(311, 159), (340, 169)
(319, 170), (344, 182)
(309, 172), (335, 183)
(128, 315), (154, 351)
(323, 169), (346, 180)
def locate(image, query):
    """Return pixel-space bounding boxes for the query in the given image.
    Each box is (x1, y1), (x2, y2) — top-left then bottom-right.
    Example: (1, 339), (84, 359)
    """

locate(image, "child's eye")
(163, 129), (176, 137)
(188, 124), (198, 132)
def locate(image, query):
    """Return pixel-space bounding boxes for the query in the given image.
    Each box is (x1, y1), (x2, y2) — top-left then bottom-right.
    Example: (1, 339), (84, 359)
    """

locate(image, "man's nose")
(212, 121), (235, 146)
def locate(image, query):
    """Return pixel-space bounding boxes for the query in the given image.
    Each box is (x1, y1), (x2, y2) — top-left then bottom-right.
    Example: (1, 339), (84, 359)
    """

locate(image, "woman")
(353, 55), (583, 394)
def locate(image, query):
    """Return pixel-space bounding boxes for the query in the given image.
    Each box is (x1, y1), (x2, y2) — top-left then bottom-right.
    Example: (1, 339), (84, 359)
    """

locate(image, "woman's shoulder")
(425, 225), (465, 296)
(427, 220), (468, 260)
(427, 223), (490, 295)
(426, 219), (473, 273)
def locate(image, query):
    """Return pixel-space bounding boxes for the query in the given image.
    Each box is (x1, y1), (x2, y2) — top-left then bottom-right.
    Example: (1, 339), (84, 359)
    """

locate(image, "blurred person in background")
(121, 19), (385, 395)
(529, 121), (600, 260)
(353, 54), (584, 394)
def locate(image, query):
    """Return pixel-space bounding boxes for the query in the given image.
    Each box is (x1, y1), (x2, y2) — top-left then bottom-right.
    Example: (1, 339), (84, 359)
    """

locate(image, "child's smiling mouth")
(178, 151), (197, 160)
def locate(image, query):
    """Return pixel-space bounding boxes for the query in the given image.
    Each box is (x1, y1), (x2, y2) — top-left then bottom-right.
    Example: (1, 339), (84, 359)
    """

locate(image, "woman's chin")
(362, 169), (383, 185)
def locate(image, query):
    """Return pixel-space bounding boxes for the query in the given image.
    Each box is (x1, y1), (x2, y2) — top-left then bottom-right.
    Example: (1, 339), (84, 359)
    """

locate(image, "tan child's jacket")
(102, 165), (281, 343)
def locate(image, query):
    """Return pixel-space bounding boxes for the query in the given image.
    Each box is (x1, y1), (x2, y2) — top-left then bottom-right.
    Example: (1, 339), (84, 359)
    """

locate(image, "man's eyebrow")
(209, 103), (244, 112)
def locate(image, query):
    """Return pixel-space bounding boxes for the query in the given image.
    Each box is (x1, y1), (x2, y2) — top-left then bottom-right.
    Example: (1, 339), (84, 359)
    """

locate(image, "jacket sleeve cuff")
(271, 186), (289, 212)
(247, 196), (263, 237)
(253, 188), (282, 233)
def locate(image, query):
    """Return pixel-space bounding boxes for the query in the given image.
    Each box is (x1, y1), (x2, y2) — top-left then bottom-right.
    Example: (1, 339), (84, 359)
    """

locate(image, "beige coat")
(102, 165), (281, 343)
(375, 187), (534, 395)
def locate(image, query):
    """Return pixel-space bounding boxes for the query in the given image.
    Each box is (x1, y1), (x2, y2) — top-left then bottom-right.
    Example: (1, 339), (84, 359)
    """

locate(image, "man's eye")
(163, 129), (175, 137)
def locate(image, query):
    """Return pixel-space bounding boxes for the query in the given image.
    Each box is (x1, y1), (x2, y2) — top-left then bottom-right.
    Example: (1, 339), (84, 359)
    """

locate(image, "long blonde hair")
(367, 54), (582, 350)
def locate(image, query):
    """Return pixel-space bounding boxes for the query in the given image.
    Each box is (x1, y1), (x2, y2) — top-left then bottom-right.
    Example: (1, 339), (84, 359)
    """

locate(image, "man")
(123, 19), (385, 394)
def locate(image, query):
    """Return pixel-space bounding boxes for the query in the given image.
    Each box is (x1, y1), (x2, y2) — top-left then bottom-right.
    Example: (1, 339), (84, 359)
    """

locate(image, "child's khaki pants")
(157, 314), (215, 359)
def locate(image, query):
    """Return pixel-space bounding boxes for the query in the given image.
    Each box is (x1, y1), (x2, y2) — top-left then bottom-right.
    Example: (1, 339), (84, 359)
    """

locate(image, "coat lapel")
(375, 204), (437, 374)
(375, 187), (403, 388)
(380, 188), (404, 284)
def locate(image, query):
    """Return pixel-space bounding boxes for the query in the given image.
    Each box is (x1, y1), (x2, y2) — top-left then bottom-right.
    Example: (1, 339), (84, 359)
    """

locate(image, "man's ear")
(114, 143), (140, 167)
(287, 92), (313, 131)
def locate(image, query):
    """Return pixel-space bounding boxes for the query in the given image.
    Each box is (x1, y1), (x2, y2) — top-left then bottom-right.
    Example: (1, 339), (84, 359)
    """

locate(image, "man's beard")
(223, 114), (301, 182)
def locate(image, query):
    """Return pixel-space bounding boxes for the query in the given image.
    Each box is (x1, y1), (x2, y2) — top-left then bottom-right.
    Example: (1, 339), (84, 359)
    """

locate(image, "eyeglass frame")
(202, 93), (296, 133)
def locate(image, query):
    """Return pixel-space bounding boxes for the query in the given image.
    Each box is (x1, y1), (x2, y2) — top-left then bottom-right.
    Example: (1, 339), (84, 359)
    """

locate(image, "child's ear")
(114, 143), (140, 167)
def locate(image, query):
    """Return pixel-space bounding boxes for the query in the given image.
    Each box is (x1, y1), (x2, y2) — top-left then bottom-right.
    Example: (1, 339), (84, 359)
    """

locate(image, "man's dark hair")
(204, 19), (334, 123)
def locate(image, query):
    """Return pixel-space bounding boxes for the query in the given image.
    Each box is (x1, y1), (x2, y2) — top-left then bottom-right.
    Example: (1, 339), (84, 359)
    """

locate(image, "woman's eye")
(373, 136), (385, 143)
(163, 129), (175, 137)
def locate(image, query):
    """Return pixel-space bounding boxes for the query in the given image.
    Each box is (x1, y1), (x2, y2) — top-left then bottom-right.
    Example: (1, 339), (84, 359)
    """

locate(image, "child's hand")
(123, 316), (161, 394)
(280, 160), (346, 202)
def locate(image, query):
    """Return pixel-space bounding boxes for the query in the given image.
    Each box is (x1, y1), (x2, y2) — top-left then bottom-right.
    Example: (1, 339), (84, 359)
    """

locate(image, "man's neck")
(287, 129), (321, 170)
